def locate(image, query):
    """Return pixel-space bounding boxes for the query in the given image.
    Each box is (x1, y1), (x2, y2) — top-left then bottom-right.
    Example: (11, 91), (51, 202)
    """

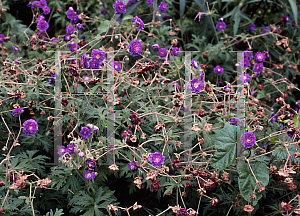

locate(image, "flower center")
(194, 83), (198, 88)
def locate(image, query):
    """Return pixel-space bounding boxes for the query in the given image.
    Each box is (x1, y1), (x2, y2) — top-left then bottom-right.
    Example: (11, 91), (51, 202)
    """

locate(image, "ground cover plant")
(0, 0), (300, 215)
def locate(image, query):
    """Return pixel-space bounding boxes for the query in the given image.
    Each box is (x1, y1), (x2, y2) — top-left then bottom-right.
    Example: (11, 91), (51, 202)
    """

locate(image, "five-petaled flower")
(240, 131), (256, 148)
(23, 119), (38, 135)
(113, 0), (126, 15)
(149, 152), (165, 167)
(189, 79), (203, 93)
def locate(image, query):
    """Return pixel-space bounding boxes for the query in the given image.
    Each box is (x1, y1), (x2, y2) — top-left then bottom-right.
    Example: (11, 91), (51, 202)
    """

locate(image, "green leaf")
(288, 0), (298, 26)
(122, 15), (133, 21)
(294, 115), (300, 128)
(98, 20), (110, 35)
(211, 123), (237, 169)
(238, 161), (269, 206)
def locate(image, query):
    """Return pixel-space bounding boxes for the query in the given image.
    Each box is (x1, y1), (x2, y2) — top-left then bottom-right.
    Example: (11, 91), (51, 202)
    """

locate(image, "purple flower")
(42, 6), (50, 15)
(23, 119), (38, 135)
(121, 130), (133, 143)
(152, 44), (159, 50)
(159, 2), (167, 13)
(133, 16), (144, 31)
(66, 25), (75, 35)
(243, 51), (253, 60)
(283, 15), (289, 23)
(149, 152), (165, 167)
(83, 76), (90, 82)
(128, 39), (143, 57)
(248, 23), (256, 31)
(70, 15), (79, 24)
(297, 100), (300, 107)
(89, 58), (101, 69)
(177, 208), (188, 216)
(13, 46), (18, 53)
(171, 47), (179, 56)
(67, 7), (76, 19)
(12, 107), (24, 117)
(253, 63), (264, 73)
(69, 43), (80, 52)
(240, 74), (251, 83)
(58, 146), (67, 156)
(79, 152), (84, 157)
(224, 85), (231, 92)
(230, 118), (241, 126)
(32, 1), (40, 8)
(101, 9), (108, 15)
(189, 79), (203, 93)
(269, 114), (278, 122)
(67, 143), (76, 155)
(262, 26), (270, 35)
(113, 0), (126, 15)
(80, 54), (89, 68)
(255, 52), (265, 63)
(80, 127), (92, 139)
(147, 0), (155, 5)
(86, 159), (97, 170)
(37, 20), (49, 32)
(39, 0), (47, 8)
(172, 81), (181, 92)
(216, 21), (226, 31)
(37, 15), (45, 22)
(158, 48), (168, 58)
(0, 34), (5, 44)
(27, 2), (32, 7)
(240, 131), (256, 148)
(114, 62), (121, 72)
(76, 23), (84, 31)
(49, 74), (55, 84)
(191, 59), (199, 69)
(214, 65), (224, 75)
(241, 58), (250, 68)
(199, 72), (204, 81)
(91, 49), (105, 62)
(128, 161), (138, 172)
(116, 18), (121, 22)
(84, 170), (95, 180)
(63, 34), (72, 42)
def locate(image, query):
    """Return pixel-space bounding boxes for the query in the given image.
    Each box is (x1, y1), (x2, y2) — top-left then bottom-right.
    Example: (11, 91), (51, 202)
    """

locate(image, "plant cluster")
(0, 0), (299, 215)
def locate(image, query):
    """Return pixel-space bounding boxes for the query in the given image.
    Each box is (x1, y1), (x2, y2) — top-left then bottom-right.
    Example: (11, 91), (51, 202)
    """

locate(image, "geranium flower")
(113, 0), (126, 15)
(159, 2), (167, 13)
(80, 54), (89, 68)
(216, 21), (226, 31)
(255, 52), (265, 63)
(171, 47), (179, 56)
(66, 25), (75, 35)
(128, 39), (142, 57)
(12, 107), (24, 117)
(67, 143), (76, 155)
(86, 159), (97, 170)
(0, 34), (5, 44)
(76, 23), (84, 31)
(147, 0), (155, 5)
(42, 6), (50, 15)
(158, 48), (168, 58)
(248, 23), (256, 31)
(84, 170), (95, 180)
(132, 16), (144, 31)
(23, 119), (38, 135)
(191, 59), (199, 69)
(243, 51), (253, 60)
(114, 62), (121, 72)
(240, 131), (256, 148)
(189, 79), (203, 93)
(128, 161), (139, 172)
(152, 44), (159, 50)
(80, 127), (92, 139)
(214, 65), (224, 75)
(230, 118), (241, 126)
(240, 74), (251, 83)
(91, 49), (105, 62)
(269, 114), (278, 122)
(37, 20), (49, 32)
(253, 63), (264, 73)
(262, 26), (270, 35)
(39, 0), (47, 8)
(149, 152), (165, 167)
(241, 58), (250, 68)
(57, 146), (67, 156)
